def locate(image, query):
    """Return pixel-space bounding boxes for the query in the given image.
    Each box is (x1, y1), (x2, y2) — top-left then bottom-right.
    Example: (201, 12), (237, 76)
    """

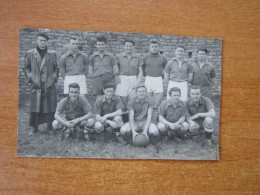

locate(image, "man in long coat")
(23, 32), (59, 135)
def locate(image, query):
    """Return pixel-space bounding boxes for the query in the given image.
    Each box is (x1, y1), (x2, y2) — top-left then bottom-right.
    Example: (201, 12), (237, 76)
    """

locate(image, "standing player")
(186, 86), (216, 145)
(191, 48), (216, 99)
(23, 32), (59, 135)
(120, 85), (160, 144)
(143, 39), (167, 109)
(60, 37), (89, 95)
(52, 83), (95, 140)
(89, 37), (119, 96)
(157, 87), (189, 142)
(86, 83), (125, 143)
(115, 40), (143, 108)
(164, 45), (193, 101)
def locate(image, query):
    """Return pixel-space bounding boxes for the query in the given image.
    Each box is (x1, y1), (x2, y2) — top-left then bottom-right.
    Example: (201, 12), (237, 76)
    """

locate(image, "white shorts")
(167, 80), (188, 101)
(64, 75), (88, 94)
(144, 76), (163, 94)
(116, 75), (138, 97)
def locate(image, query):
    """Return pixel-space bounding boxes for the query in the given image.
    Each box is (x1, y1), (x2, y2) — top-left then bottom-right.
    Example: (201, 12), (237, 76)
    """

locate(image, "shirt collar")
(101, 95), (116, 103)
(65, 49), (82, 57)
(172, 58), (188, 63)
(188, 97), (204, 106)
(94, 51), (108, 57)
(136, 95), (149, 103)
(166, 99), (183, 108)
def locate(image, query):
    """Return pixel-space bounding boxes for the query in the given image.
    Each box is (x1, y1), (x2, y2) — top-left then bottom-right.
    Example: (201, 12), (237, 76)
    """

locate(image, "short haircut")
(168, 87), (181, 96)
(68, 83), (80, 90)
(176, 45), (185, 51)
(150, 39), (159, 45)
(37, 32), (49, 40)
(124, 40), (135, 46)
(197, 48), (208, 54)
(103, 82), (115, 90)
(96, 36), (107, 44)
(135, 84), (147, 92)
(190, 85), (201, 92)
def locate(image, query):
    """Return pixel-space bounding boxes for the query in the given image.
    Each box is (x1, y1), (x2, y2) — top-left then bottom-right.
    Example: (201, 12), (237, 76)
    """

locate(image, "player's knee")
(94, 122), (104, 133)
(120, 124), (130, 135)
(158, 122), (167, 135)
(85, 118), (95, 128)
(149, 125), (160, 136)
(204, 117), (214, 128)
(113, 116), (123, 127)
(182, 122), (190, 131)
(52, 120), (60, 130)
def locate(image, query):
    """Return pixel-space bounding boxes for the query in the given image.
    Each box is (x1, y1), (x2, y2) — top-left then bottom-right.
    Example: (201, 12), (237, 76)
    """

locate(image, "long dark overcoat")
(24, 48), (59, 113)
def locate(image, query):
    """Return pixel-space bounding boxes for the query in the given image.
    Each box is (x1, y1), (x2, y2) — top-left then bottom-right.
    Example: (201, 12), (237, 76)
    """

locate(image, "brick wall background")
(18, 28), (222, 105)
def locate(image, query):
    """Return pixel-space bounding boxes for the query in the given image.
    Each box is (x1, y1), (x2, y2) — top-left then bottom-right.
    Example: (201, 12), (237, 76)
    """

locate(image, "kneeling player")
(157, 87), (189, 142)
(120, 85), (159, 145)
(52, 83), (95, 139)
(86, 83), (125, 142)
(186, 86), (216, 145)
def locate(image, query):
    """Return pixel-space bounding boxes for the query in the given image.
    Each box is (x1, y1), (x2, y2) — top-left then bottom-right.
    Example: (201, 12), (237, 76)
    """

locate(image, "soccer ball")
(133, 134), (149, 147)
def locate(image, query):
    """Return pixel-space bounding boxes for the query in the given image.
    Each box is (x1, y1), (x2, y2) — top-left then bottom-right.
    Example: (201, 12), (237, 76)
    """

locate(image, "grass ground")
(17, 99), (220, 160)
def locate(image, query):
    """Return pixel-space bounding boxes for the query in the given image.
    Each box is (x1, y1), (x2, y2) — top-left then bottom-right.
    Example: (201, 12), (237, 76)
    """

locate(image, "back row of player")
(61, 36), (216, 110)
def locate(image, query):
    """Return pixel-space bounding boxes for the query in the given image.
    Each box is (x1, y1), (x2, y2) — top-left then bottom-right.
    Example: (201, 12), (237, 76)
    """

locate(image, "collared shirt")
(116, 53), (142, 76)
(56, 96), (93, 120)
(165, 58), (192, 82)
(90, 51), (117, 77)
(60, 50), (89, 78)
(143, 53), (167, 77)
(94, 94), (124, 116)
(127, 95), (155, 121)
(191, 61), (216, 87)
(186, 96), (214, 117)
(159, 99), (187, 123)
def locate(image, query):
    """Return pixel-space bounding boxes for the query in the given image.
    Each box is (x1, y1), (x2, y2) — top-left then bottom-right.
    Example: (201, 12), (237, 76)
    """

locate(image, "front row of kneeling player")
(52, 82), (216, 147)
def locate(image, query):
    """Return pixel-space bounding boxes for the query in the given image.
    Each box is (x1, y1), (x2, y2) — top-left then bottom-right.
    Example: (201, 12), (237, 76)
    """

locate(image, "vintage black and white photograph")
(18, 28), (222, 160)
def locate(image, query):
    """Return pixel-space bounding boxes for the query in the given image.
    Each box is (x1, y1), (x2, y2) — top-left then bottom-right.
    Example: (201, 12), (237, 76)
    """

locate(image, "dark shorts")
(92, 76), (114, 95)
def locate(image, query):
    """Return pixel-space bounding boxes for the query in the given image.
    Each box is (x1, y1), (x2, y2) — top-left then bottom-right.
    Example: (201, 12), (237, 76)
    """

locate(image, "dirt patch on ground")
(18, 105), (220, 160)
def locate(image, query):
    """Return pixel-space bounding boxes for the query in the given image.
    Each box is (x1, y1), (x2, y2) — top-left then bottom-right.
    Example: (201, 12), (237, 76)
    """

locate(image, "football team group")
(23, 32), (217, 147)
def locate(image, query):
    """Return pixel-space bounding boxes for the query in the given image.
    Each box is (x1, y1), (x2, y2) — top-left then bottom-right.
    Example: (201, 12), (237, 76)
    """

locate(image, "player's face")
(124, 42), (134, 54)
(175, 47), (185, 58)
(170, 91), (181, 103)
(69, 87), (80, 102)
(69, 39), (79, 52)
(37, 36), (48, 50)
(136, 87), (147, 99)
(104, 87), (115, 99)
(149, 43), (159, 54)
(96, 41), (106, 52)
(190, 89), (202, 102)
(197, 51), (207, 62)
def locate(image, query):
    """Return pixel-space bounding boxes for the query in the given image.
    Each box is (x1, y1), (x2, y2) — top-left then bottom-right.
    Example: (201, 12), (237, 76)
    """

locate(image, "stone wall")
(18, 28), (222, 105)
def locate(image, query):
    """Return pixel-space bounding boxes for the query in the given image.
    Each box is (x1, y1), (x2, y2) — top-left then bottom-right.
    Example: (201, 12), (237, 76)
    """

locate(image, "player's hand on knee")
(106, 120), (117, 129)
(65, 121), (75, 128)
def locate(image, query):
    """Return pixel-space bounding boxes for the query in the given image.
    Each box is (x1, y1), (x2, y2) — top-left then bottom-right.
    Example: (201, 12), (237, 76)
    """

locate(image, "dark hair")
(197, 48), (208, 54)
(176, 45), (185, 51)
(135, 84), (147, 92)
(168, 87), (181, 96)
(68, 83), (80, 90)
(124, 40), (135, 46)
(37, 32), (49, 40)
(103, 82), (115, 90)
(190, 85), (201, 91)
(96, 37), (107, 44)
(150, 39), (159, 45)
